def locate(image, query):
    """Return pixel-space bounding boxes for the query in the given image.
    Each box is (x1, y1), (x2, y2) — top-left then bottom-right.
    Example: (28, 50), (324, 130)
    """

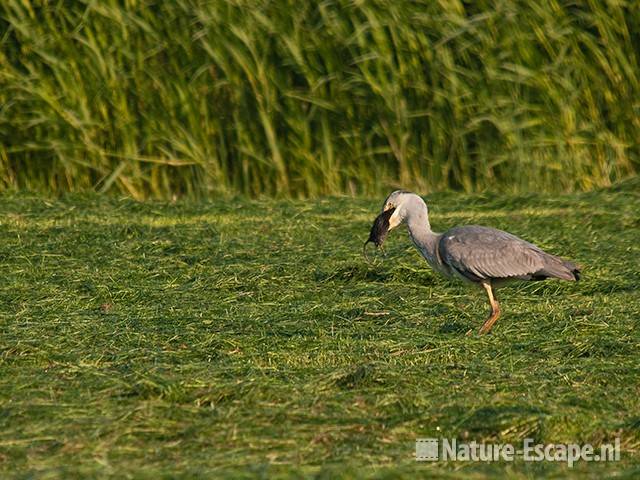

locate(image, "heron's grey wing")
(439, 225), (547, 282)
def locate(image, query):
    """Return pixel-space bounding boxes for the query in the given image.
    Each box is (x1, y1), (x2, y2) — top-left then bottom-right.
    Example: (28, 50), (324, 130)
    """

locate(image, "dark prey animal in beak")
(363, 207), (396, 259)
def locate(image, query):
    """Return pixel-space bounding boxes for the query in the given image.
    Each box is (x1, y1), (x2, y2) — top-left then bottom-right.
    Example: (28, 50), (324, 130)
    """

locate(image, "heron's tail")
(539, 254), (581, 281)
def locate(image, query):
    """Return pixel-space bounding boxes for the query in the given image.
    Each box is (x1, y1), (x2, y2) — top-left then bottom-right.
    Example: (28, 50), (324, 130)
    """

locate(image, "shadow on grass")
(314, 263), (438, 287)
(327, 364), (387, 390)
(314, 264), (392, 283)
(445, 404), (549, 441)
(438, 321), (470, 334)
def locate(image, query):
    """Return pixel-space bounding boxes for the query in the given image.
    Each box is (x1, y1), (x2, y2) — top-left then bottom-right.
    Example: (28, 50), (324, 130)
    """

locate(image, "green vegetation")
(1, 0), (639, 198)
(1, 181), (639, 478)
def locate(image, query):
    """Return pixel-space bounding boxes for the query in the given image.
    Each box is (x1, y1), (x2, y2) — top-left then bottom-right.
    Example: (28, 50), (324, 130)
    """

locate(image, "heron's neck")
(406, 212), (440, 266)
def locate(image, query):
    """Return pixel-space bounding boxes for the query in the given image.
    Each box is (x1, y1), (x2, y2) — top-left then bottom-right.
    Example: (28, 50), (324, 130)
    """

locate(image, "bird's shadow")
(442, 404), (549, 441)
(438, 321), (470, 334)
(314, 263), (392, 283)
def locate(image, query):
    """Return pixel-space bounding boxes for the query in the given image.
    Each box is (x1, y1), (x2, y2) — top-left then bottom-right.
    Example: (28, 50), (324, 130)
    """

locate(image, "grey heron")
(364, 191), (581, 334)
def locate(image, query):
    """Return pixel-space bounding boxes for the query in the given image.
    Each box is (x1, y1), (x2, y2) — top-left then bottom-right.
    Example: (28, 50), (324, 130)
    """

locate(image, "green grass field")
(1, 181), (639, 478)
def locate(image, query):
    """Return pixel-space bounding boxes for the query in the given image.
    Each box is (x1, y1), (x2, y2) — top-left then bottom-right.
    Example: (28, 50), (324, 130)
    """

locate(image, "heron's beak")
(363, 207), (396, 260)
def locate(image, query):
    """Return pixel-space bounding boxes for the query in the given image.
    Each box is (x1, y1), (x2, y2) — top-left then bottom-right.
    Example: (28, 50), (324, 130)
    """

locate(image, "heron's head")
(364, 190), (427, 251)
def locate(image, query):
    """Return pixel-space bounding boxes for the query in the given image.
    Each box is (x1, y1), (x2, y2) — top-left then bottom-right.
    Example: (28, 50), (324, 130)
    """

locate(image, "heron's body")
(365, 191), (580, 334)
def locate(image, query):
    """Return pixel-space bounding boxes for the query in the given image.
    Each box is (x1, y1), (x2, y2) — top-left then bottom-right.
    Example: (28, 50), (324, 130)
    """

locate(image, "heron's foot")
(478, 281), (501, 335)
(478, 307), (501, 335)
(478, 325), (493, 335)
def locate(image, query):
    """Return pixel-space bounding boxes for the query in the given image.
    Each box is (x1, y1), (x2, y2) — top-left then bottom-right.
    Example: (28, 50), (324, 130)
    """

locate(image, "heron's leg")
(479, 281), (501, 335)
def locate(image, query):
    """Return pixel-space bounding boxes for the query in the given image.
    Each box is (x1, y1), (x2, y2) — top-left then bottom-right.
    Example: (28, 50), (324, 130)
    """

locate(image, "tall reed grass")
(1, 0), (638, 198)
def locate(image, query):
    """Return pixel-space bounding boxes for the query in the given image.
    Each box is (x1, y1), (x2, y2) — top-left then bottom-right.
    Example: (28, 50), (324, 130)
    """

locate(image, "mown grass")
(1, 181), (640, 478)
(1, 0), (639, 198)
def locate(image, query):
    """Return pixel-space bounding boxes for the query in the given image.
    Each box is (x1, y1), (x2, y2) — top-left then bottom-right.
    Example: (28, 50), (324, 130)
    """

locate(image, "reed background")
(1, 0), (639, 199)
